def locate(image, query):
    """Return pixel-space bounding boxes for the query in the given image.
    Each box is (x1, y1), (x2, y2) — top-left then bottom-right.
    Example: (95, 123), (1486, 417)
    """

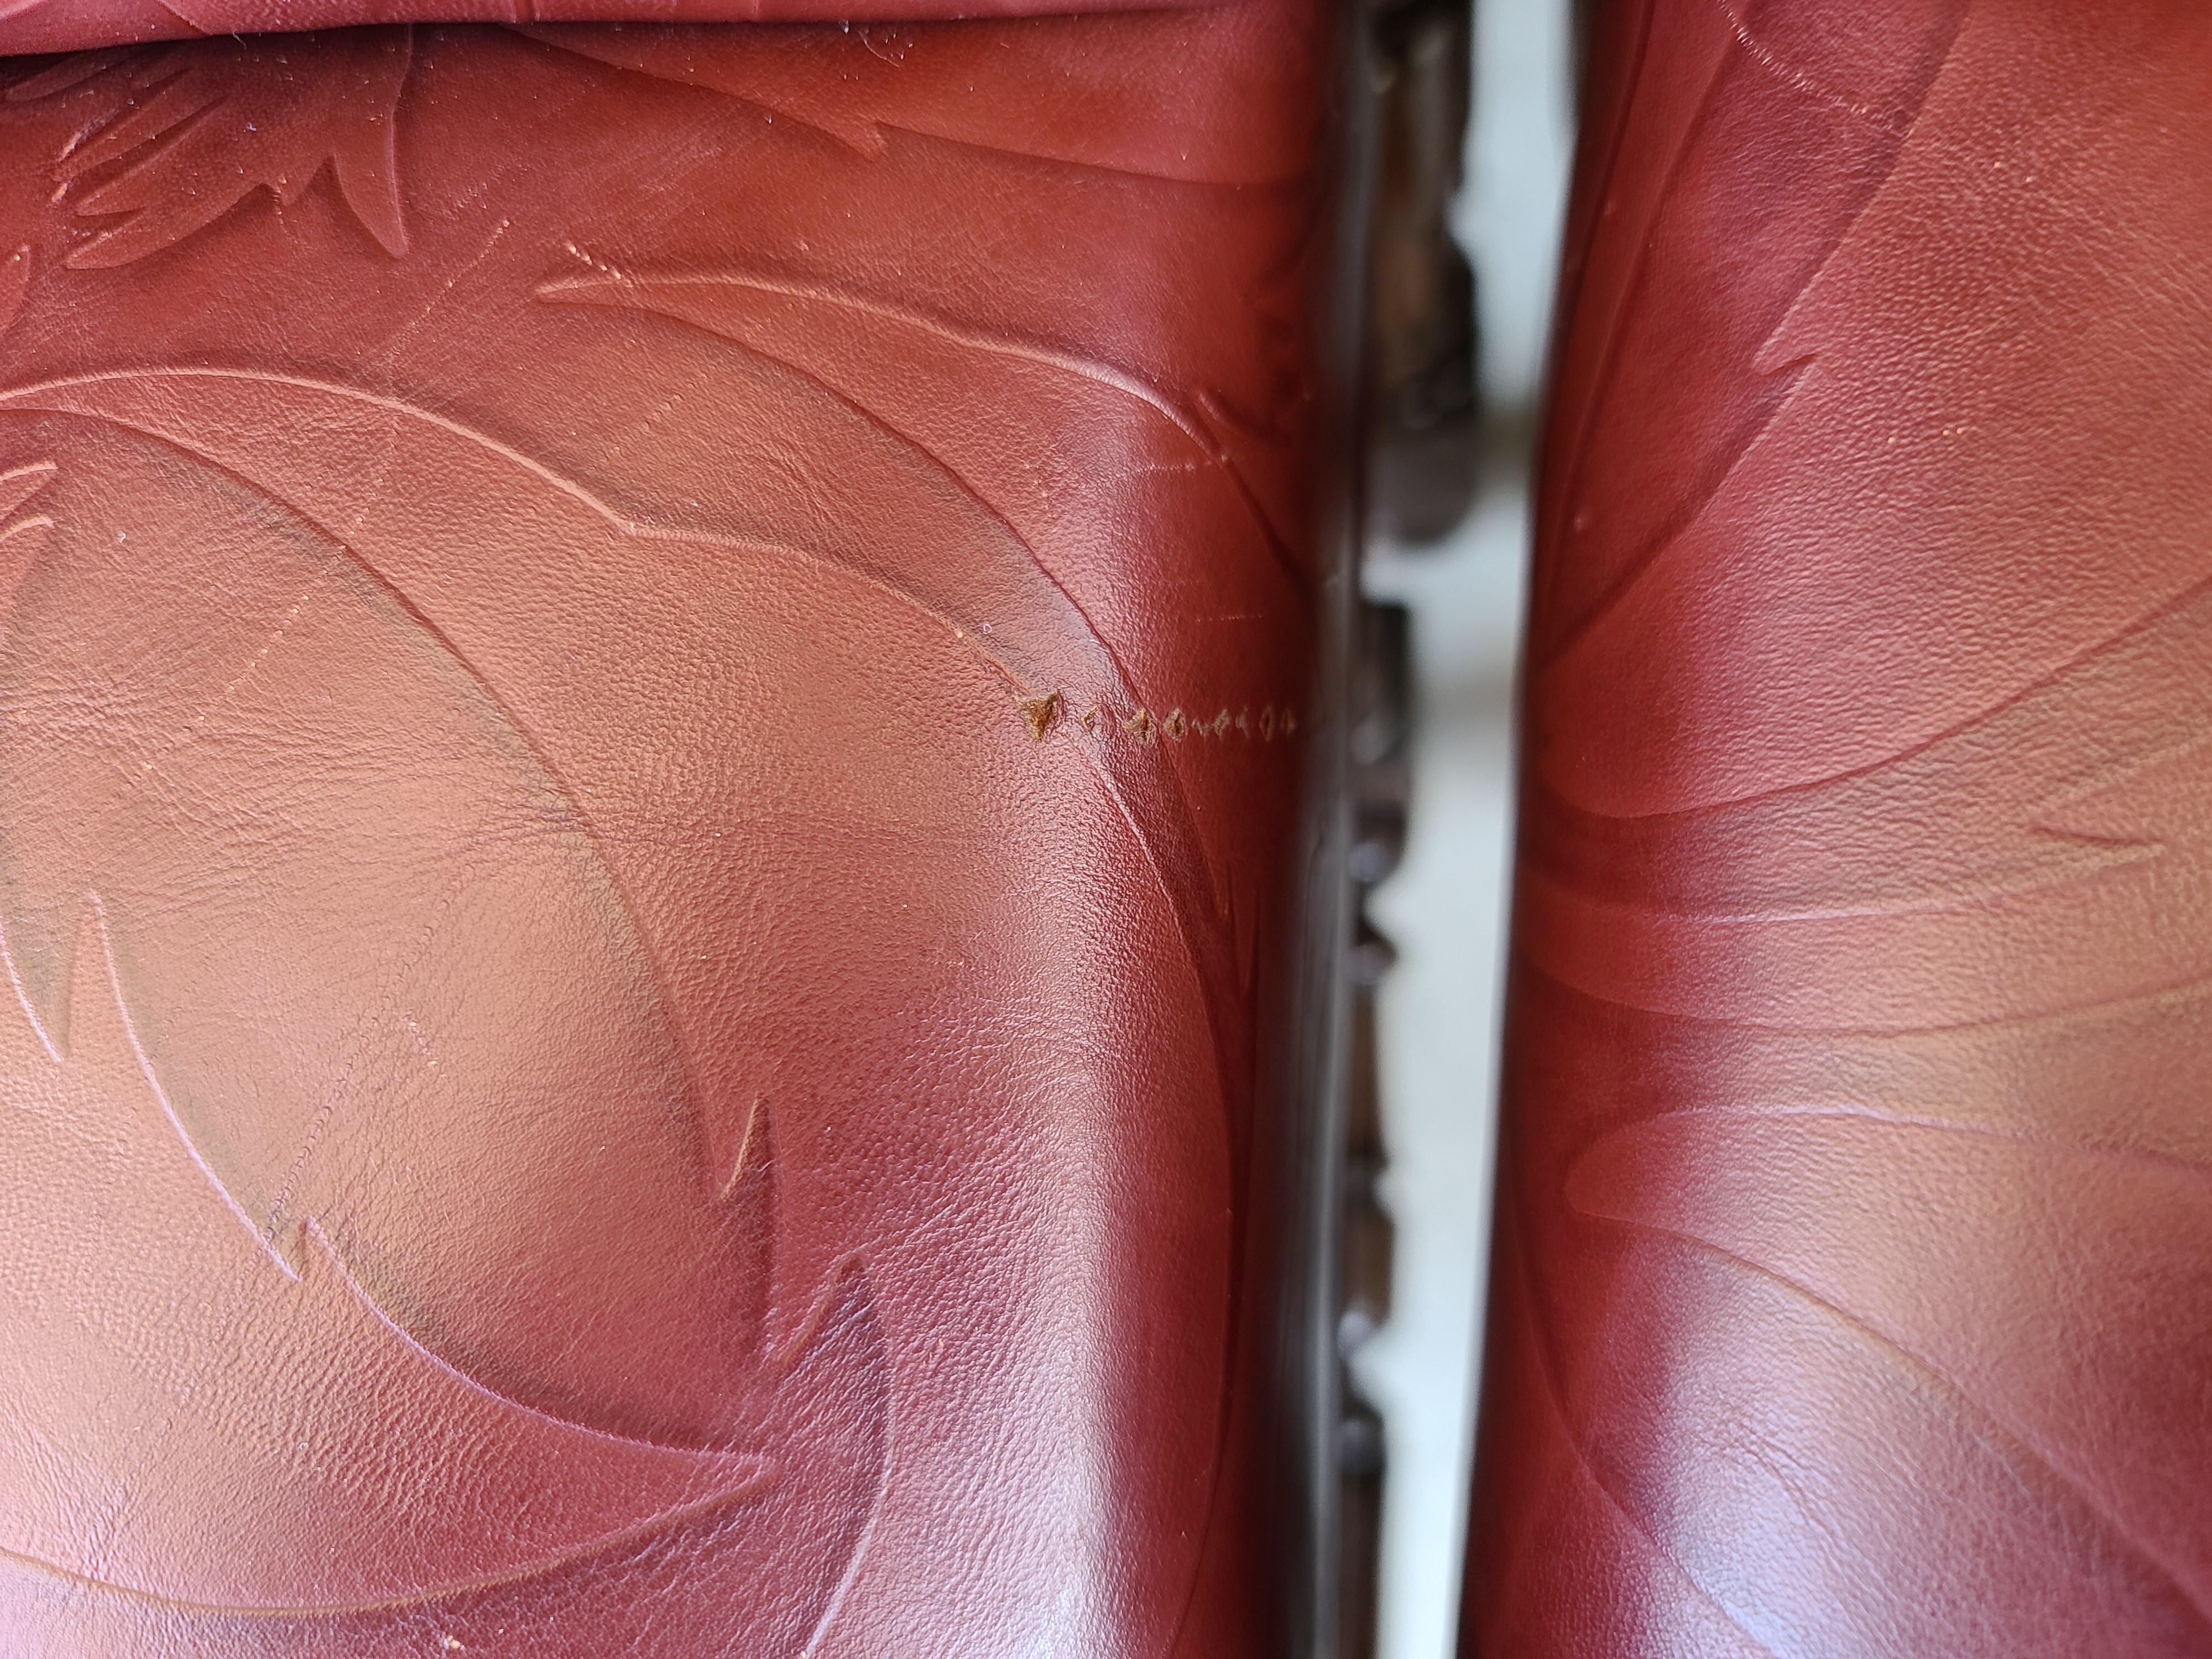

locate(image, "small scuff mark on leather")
(1021, 693), (1298, 745)
(562, 241), (628, 283)
(1015, 690), (1061, 740)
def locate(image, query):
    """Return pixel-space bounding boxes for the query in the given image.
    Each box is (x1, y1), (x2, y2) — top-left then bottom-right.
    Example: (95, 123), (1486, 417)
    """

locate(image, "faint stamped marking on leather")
(0, 454), (54, 529)
(0, 245), (28, 337)
(512, 20), (1316, 187)
(6, 30), (413, 268)
(539, 263), (1316, 616)
(1713, 0), (1907, 135)
(0, 459), (56, 633)
(0, 891), (779, 1609)
(546, 268), (1274, 1175)
(0, 431), (891, 1639)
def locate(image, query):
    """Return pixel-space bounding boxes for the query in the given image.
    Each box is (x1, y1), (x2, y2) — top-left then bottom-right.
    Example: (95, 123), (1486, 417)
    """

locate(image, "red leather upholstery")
(0, 0), (1214, 55)
(0, 7), (1352, 1654)
(1465, 1), (2212, 1653)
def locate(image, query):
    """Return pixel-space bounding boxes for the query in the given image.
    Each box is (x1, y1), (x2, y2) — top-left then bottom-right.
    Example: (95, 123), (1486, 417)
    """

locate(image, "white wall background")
(1357, 3), (1575, 1655)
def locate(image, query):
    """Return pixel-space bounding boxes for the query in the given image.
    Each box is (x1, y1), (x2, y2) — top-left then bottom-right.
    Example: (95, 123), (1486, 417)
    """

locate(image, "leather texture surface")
(0, 0), (1222, 56)
(1469, 0), (2212, 1655)
(1463, 2), (2212, 1655)
(0, 7), (1350, 1654)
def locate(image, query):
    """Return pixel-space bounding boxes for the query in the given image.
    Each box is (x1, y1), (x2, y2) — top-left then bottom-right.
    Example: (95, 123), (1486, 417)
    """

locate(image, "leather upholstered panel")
(0, 0), (1225, 56)
(1464, 2), (2212, 1655)
(0, 8), (1353, 1654)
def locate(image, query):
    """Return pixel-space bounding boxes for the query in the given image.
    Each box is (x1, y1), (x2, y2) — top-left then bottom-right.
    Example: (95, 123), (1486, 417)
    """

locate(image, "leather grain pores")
(0, 0), (1224, 57)
(0, 9), (1349, 1656)
(1462, 3), (2212, 1656)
